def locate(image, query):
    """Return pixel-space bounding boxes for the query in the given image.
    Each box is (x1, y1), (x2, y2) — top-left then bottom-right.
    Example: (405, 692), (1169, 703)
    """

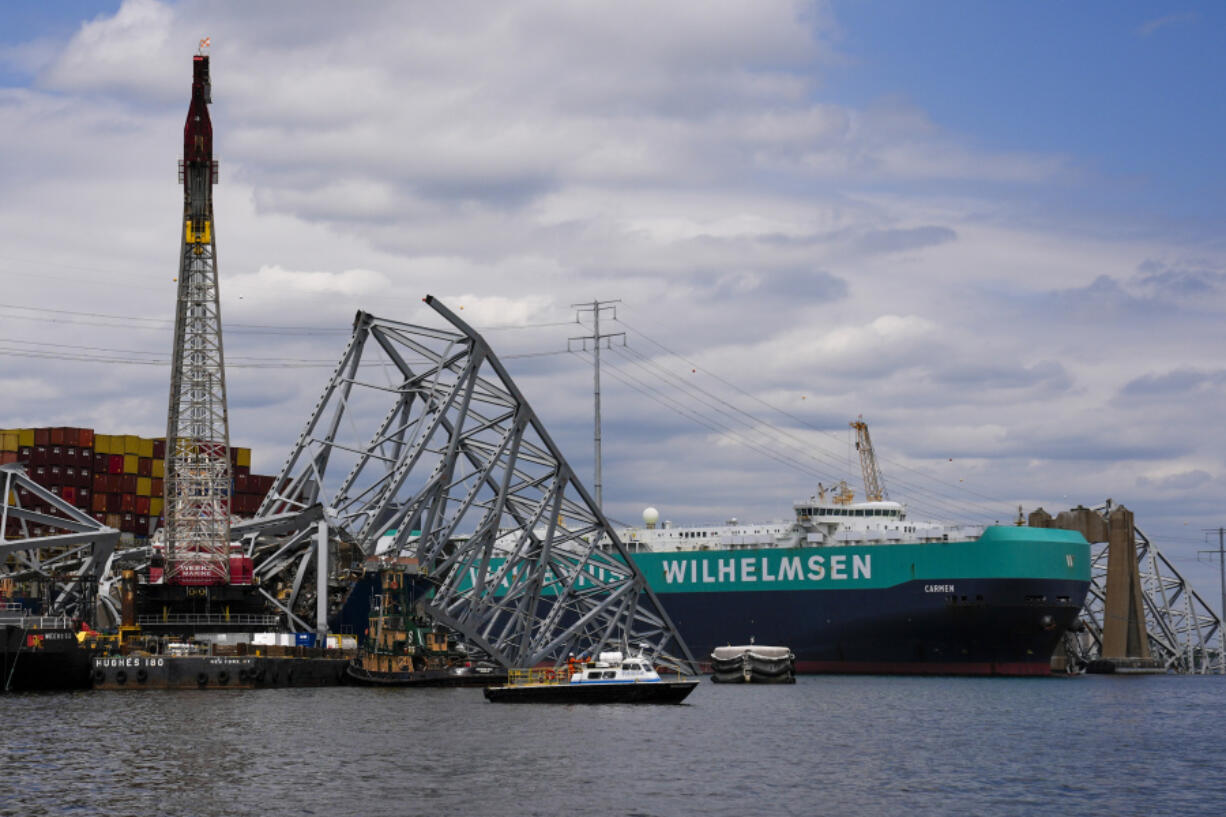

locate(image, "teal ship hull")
(632, 526), (1090, 675)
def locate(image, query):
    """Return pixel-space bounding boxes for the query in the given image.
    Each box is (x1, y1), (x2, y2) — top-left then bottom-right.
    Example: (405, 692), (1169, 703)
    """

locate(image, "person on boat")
(566, 653), (579, 677)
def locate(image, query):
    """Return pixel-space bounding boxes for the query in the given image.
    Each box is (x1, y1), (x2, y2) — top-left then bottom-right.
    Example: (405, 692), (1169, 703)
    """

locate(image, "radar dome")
(642, 507), (660, 526)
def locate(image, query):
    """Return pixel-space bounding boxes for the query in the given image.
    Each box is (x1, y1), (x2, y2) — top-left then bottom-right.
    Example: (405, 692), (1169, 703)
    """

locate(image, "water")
(2, 675), (1223, 817)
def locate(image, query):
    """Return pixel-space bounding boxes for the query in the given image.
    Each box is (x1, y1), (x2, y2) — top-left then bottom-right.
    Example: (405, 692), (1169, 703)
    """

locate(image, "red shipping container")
(151, 477), (163, 495)
(18, 446), (32, 461)
(106, 493), (121, 513)
(66, 446), (77, 461)
(49, 466), (62, 483)
(235, 474), (249, 493)
(92, 511), (106, 524)
(49, 445), (63, 463)
(152, 439), (166, 459)
(120, 494), (135, 512)
(108, 455), (123, 475)
(120, 474), (137, 494)
(33, 428), (50, 446)
(93, 473), (107, 492)
(61, 486), (76, 504)
(93, 452), (107, 472)
(138, 457), (152, 477)
(64, 467), (76, 484)
(135, 495), (150, 515)
(107, 474), (121, 493)
(0, 452), (16, 465)
(233, 464), (250, 478)
(31, 445), (47, 465)
(120, 513), (135, 533)
(80, 428), (94, 448)
(79, 447), (92, 465)
(50, 427), (65, 446)
(78, 487), (90, 506)
(92, 494), (107, 513)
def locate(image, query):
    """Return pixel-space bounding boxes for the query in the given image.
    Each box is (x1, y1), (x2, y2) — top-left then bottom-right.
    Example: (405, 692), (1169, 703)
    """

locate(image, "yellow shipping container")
(137, 477), (152, 497)
(150, 497), (164, 517)
(123, 454), (139, 474)
(0, 432), (17, 453)
(123, 435), (141, 455)
(236, 447), (251, 468)
(18, 428), (35, 448)
(152, 459), (165, 478)
(94, 434), (111, 454)
(139, 438), (154, 458)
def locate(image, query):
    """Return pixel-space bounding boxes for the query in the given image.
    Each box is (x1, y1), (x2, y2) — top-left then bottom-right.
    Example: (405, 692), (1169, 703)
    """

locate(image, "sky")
(1, 1), (1224, 598)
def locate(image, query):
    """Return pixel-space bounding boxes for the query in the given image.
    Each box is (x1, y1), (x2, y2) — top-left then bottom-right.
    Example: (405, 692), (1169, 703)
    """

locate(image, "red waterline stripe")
(792, 660), (1054, 676)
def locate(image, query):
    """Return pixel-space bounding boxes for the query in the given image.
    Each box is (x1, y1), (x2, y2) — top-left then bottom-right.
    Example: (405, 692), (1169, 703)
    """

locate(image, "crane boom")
(850, 419), (887, 502)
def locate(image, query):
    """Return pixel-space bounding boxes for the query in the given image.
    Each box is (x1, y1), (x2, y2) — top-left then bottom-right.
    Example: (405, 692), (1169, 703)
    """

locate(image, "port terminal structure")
(235, 299), (697, 672)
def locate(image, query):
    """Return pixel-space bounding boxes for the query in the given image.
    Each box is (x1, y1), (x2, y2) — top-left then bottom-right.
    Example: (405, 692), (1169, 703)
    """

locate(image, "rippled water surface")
(2, 675), (1224, 816)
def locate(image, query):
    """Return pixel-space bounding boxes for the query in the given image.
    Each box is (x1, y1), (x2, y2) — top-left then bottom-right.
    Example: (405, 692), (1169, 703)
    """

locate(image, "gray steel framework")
(1065, 503), (1225, 673)
(164, 141), (231, 584)
(0, 464), (118, 622)
(243, 299), (695, 670)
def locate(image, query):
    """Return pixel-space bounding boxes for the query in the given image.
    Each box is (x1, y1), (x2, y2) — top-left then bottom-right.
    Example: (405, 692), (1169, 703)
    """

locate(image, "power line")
(613, 309), (1010, 509)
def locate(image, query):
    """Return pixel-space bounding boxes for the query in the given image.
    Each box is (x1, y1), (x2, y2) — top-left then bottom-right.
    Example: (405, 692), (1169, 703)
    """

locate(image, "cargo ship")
(616, 490), (1091, 676)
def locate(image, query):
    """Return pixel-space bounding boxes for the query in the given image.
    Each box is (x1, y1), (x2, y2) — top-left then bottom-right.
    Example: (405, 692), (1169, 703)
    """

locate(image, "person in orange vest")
(566, 653), (579, 678)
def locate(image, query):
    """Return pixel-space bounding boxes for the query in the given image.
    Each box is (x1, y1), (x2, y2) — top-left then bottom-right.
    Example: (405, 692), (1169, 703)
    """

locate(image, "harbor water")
(2, 675), (1223, 816)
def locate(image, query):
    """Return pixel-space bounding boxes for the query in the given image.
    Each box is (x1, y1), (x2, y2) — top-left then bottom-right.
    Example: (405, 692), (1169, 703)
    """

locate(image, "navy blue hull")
(657, 578), (1088, 675)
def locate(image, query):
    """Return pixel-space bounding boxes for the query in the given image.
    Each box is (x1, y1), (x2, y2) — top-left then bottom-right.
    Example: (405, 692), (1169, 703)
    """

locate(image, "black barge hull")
(92, 655), (351, 689)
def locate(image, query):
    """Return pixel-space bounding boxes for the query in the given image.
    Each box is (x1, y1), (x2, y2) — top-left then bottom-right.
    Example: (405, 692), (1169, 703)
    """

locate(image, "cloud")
(1136, 469), (1213, 492)
(1, 0), (1225, 557)
(1120, 369), (1226, 398)
(1137, 13), (1197, 37)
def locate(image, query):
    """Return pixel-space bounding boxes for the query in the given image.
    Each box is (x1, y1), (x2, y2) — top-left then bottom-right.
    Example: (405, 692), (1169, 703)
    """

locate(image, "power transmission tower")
(164, 46), (232, 585)
(569, 299), (623, 512)
(1200, 527), (1226, 625)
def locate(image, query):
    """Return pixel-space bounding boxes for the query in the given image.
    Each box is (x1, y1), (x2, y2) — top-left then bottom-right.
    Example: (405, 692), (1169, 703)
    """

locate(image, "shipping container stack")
(1, 426), (278, 543)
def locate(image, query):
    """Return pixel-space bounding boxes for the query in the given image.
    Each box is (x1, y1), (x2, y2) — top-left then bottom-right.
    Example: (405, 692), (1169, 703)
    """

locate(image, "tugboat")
(483, 650), (699, 704)
(1, 602), (94, 692)
(346, 561), (505, 687)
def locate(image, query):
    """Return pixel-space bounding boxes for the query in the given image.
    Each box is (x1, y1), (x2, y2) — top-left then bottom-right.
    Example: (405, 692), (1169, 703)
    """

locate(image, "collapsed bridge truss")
(1, 464), (118, 622)
(1065, 504), (1225, 674)
(243, 298), (695, 670)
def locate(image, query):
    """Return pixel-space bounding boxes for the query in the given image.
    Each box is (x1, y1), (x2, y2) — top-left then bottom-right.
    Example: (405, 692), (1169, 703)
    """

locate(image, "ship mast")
(851, 418), (887, 503)
(163, 42), (232, 585)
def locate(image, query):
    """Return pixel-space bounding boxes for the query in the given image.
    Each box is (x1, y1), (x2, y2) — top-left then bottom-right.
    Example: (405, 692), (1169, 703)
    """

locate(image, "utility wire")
(600, 346), (988, 525)
(613, 310), (1010, 509)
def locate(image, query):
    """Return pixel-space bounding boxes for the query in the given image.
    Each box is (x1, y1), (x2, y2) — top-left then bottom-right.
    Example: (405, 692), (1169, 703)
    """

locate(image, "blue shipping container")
(294, 632), (316, 647)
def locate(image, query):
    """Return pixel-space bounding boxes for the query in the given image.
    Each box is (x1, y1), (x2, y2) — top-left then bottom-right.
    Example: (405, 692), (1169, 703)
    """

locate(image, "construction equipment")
(850, 418), (887, 503)
(163, 44), (232, 585)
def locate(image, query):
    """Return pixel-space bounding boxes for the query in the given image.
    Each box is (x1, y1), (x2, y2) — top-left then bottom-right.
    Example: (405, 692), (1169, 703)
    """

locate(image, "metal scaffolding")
(1, 464), (118, 622)
(1065, 503), (1225, 673)
(242, 299), (695, 670)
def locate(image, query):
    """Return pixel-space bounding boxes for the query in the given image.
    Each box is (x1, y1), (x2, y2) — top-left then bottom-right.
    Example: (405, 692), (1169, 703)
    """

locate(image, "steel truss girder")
(1, 464), (119, 622)
(1066, 503), (1225, 674)
(245, 299), (695, 670)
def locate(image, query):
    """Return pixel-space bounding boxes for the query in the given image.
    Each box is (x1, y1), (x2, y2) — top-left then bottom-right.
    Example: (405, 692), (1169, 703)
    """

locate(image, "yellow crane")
(850, 418), (887, 502)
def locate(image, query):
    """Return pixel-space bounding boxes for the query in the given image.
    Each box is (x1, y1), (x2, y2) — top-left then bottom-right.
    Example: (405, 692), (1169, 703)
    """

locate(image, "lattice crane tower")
(851, 418), (887, 503)
(163, 44), (232, 585)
